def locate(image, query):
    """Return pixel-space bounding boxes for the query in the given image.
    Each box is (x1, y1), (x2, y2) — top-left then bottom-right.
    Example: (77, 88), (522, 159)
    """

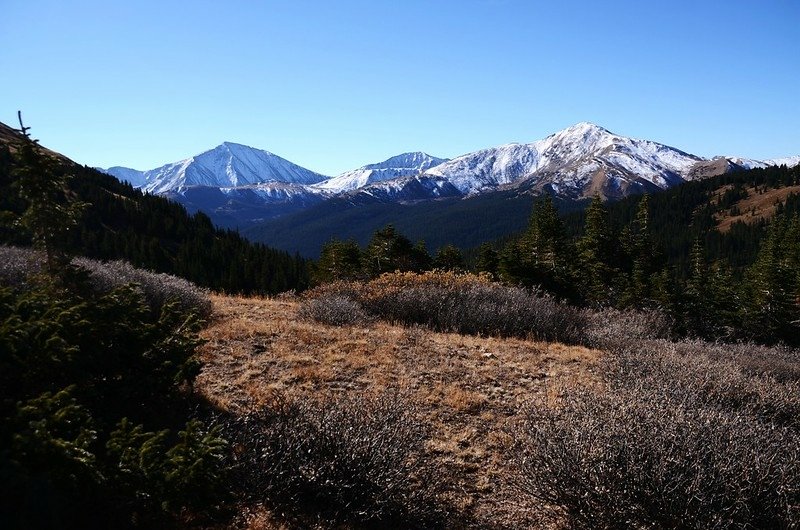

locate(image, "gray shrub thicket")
(512, 336), (800, 528)
(0, 245), (212, 319)
(222, 392), (452, 528)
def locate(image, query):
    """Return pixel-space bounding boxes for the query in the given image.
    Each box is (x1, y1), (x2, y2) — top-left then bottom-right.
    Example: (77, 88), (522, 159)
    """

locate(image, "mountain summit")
(424, 122), (702, 199)
(101, 123), (800, 227)
(107, 142), (328, 195)
(314, 152), (448, 193)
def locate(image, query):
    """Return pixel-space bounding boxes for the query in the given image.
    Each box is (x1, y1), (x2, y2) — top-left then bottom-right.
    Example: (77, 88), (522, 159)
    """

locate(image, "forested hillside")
(317, 164), (800, 345)
(563, 163), (800, 276)
(243, 184), (587, 258)
(0, 125), (309, 294)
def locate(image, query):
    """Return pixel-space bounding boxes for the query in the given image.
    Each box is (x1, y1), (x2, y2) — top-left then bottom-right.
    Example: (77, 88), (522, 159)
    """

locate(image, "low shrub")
(0, 245), (212, 319)
(0, 245), (38, 287)
(305, 271), (589, 344)
(297, 293), (372, 326)
(584, 306), (673, 348)
(511, 388), (800, 529)
(74, 257), (212, 319)
(609, 339), (800, 431)
(222, 392), (450, 528)
(698, 341), (800, 383)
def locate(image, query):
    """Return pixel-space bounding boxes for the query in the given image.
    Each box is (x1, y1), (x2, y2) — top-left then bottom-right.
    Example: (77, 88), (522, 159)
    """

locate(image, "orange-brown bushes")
(303, 271), (588, 344)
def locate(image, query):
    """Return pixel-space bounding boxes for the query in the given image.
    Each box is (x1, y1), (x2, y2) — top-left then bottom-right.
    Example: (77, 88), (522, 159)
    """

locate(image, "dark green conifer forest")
(318, 164), (800, 346)
(0, 138), (310, 295)
(1, 119), (229, 528)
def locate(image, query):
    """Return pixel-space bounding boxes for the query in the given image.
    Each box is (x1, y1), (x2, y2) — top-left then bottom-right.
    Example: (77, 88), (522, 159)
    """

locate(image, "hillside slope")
(0, 123), (310, 294)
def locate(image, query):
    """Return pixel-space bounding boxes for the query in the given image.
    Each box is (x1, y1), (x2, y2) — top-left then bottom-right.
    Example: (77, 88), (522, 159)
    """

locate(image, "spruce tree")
(11, 113), (86, 272)
(476, 243), (499, 277)
(743, 213), (800, 344)
(500, 195), (575, 298)
(622, 195), (660, 308)
(576, 195), (617, 305)
(362, 225), (428, 276)
(682, 238), (712, 337)
(315, 238), (362, 283)
(432, 244), (465, 271)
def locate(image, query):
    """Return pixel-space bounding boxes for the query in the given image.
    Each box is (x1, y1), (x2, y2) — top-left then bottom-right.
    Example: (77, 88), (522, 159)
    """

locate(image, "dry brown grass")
(714, 184), (800, 232)
(197, 293), (602, 528)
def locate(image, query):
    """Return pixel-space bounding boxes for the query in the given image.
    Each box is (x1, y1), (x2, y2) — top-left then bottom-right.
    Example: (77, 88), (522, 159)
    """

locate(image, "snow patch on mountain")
(765, 155), (800, 168)
(315, 152), (448, 193)
(101, 166), (147, 187)
(424, 122), (702, 198)
(105, 142), (328, 195)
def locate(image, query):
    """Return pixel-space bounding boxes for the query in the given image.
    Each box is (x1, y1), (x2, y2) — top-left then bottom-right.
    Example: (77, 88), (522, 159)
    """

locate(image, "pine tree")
(682, 238), (712, 337)
(11, 113), (86, 272)
(362, 225), (427, 276)
(500, 195), (575, 298)
(432, 244), (465, 271)
(576, 196), (617, 305)
(315, 239), (363, 283)
(621, 195), (660, 308)
(743, 213), (800, 344)
(476, 243), (499, 277)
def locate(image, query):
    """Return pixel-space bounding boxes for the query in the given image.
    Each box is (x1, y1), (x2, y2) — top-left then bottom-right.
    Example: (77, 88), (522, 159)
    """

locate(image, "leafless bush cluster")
(304, 271), (589, 344)
(584, 307), (673, 348)
(222, 392), (451, 528)
(696, 340), (800, 383)
(0, 245), (212, 319)
(609, 339), (800, 431)
(297, 293), (373, 326)
(511, 332), (800, 528)
(74, 257), (212, 319)
(512, 387), (800, 529)
(0, 245), (40, 287)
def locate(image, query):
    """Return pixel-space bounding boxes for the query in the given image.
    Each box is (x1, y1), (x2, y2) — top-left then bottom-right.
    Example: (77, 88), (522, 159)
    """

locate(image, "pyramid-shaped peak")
(561, 122), (613, 135)
(363, 152), (447, 171)
(216, 141), (274, 155)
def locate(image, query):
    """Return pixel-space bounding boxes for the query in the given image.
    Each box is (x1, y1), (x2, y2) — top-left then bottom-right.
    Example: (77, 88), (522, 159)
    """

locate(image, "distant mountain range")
(96, 123), (800, 254)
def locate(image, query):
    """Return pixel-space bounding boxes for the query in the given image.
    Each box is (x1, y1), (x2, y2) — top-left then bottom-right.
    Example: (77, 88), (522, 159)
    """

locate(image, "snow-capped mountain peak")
(98, 124), (800, 228)
(765, 155), (800, 168)
(105, 143), (330, 195)
(314, 151), (448, 193)
(424, 122), (702, 197)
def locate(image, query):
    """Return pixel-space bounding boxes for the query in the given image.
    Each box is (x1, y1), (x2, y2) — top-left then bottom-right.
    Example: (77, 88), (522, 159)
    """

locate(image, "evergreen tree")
(500, 195), (575, 298)
(432, 244), (465, 271)
(576, 196), (617, 305)
(11, 113), (86, 272)
(413, 240), (433, 271)
(742, 213), (800, 344)
(362, 225), (428, 276)
(681, 238), (713, 337)
(314, 239), (362, 283)
(621, 195), (662, 308)
(476, 243), (499, 277)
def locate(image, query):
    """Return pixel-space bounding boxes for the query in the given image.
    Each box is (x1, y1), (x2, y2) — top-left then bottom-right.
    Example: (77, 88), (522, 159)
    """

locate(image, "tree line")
(317, 163), (800, 346)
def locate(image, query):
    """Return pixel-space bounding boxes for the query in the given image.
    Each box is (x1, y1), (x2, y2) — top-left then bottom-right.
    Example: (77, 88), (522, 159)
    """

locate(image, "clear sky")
(1, 0), (798, 175)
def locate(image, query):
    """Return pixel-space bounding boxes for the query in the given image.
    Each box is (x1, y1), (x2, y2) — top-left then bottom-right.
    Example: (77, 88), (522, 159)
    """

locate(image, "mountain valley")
(100, 123), (799, 253)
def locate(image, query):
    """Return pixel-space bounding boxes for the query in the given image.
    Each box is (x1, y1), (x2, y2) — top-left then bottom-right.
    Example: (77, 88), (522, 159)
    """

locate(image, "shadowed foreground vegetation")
(3, 260), (798, 528)
(195, 271), (800, 528)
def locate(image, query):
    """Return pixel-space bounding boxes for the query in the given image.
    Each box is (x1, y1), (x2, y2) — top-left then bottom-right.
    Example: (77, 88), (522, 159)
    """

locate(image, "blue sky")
(1, 0), (798, 175)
